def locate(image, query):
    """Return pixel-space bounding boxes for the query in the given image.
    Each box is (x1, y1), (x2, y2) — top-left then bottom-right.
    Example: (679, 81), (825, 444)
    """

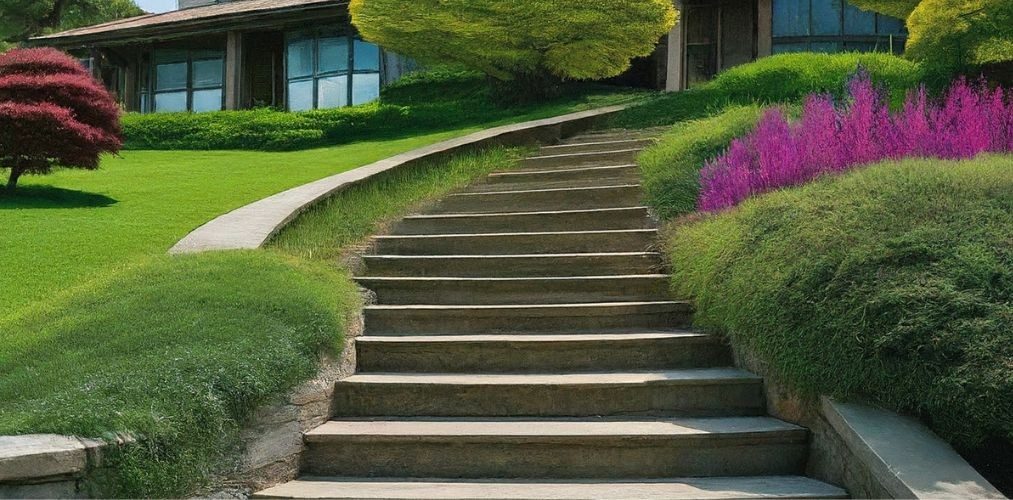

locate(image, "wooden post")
(757, 0), (773, 58)
(225, 31), (244, 110)
(665, 0), (685, 92)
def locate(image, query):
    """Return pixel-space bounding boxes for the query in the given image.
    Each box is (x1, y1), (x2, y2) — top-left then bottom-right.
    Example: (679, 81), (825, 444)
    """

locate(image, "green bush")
(637, 105), (764, 219)
(121, 68), (641, 150)
(612, 52), (923, 128)
(349, 0), (675, 83)
(666, 155), (1013, 452)
(0, 252), (359, 496)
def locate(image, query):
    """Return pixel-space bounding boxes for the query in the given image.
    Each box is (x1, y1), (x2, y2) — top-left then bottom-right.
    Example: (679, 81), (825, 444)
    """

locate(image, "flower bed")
(698, 73), (1013, 211)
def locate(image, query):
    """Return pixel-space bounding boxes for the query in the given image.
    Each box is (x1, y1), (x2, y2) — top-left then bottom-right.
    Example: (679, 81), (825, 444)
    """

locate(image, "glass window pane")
(288, 79), (314, 111)
(354, 39), (381, 72)
(772, 42), (809, 54)
(155, 91), (187, 112)
(154, 48), (187, 64)
(192, 58), (223, 88)
(773, 0), (810, 37)
(156, 62), (187, 90)
(192, 88), (223, 112)
(351, 72), (380, 105)
(812, 0), (842, 35)
(318, 75), (348, 109)
(844, 3), (876, 34)
(877, 15), (905, 35)
(319, 36), (350, 74)
(287, 38), (315, 79)
(811, 42), (840, 53)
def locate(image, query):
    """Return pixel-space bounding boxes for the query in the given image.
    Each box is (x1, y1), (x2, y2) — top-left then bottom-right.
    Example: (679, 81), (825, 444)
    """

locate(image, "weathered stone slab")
(0, 434), (89, 483)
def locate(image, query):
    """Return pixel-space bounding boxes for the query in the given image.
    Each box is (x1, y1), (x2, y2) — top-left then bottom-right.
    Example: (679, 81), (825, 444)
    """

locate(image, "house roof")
(32, 0), (348, 46)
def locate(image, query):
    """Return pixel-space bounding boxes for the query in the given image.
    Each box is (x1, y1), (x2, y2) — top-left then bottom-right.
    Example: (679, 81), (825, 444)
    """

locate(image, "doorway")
(684, 0), (756, 87)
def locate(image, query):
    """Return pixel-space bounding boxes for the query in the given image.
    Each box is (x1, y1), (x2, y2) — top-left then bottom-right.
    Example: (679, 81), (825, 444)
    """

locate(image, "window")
(772, 0), (906, 54)
(285, 31), (383, 111)
(145, 48), (224, 113)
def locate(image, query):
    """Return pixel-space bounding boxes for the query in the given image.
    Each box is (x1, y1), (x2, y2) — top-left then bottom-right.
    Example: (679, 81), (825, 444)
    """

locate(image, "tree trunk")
(6, 165), (24, 193)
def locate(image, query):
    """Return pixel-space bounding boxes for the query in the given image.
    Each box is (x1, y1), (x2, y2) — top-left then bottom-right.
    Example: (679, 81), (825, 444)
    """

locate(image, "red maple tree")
(0, 47), (123, 193)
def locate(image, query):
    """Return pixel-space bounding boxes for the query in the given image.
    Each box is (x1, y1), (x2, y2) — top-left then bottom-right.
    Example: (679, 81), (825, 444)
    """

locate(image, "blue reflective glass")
(844, 3), (876, 34)
(155, 91), (187, 112)
(319, 36), (350, 74)
(354, 39), (381, 72)
(773, 0), (810, 36)
(812, 0), (842, 35)
(288, 79), (314, 111)
(877, 15), (905, 35)
(772, 42), (809, 54)
(192, 89), (223, 112)
(286, 38), (314, 79)
(317, 75), (348, 109)
(352, 72), (380, 105)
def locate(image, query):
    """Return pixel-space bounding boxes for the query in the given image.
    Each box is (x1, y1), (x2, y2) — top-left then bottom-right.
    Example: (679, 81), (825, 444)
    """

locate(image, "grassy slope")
(667, 155), (1012, 470)
(612, 52), (922, 128)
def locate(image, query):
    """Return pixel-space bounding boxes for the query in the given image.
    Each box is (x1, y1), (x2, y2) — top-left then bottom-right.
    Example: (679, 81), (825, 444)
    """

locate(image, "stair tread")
(255, 475), (847, 499)
(489, 164), (638, 177)
(447, 184), (640, 197)
(365, 251), (661, 258)
(356, 274), (668, 282)
(307, 416), (806, 440)
(342, 368), (760, 386)
(403, 206), (649, 220)
(374, 229), (657, 239)
(356, 331), (708, 343)
(365, 301), (687, 310)
(525, 148), (644, 161)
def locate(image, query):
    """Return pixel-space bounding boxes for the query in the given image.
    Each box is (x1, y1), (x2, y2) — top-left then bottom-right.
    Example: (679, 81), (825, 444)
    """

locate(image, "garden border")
(169, 105), (626, 254)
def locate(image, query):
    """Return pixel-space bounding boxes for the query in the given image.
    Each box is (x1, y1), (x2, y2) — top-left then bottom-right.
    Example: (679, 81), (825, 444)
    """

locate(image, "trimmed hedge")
(637, 105), (764, 219)
(612, 52), (923, 128)
(667, 155), (1013, 453)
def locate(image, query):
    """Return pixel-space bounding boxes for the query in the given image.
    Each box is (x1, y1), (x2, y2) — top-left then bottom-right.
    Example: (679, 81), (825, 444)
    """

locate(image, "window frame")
(143, 48), (226, 113)
(284, 29), (385, 111)
(771, 0), (907, 55)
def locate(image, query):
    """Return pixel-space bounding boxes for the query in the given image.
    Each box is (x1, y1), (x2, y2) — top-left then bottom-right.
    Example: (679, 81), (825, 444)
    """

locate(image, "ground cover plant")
(0, 47), (122, 191)
(698, 74), (1013, 211)
(122, 68), (646, 150)
(612, 52), (922, 128)
(666, 155), (1012, 489)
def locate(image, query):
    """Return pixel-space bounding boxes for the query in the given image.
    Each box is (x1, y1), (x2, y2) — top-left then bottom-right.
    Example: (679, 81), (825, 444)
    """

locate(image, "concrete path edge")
(821, 397), (1005, 499)
(169, 105), (626, 254)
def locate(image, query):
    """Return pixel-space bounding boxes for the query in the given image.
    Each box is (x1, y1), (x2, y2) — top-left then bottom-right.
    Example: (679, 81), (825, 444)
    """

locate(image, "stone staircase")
(255, 131), (848, 499)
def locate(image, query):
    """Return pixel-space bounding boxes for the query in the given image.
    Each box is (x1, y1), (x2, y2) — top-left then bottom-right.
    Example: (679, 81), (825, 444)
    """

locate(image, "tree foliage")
(849, 0), (1012, 79)
(350, 0), (677, 82)
(0, 48), (122, 192)
(0, 0), (143, 44)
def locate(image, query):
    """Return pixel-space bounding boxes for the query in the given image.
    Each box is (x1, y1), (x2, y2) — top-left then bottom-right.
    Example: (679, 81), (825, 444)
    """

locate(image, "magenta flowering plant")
(698, 72), (1013, 212)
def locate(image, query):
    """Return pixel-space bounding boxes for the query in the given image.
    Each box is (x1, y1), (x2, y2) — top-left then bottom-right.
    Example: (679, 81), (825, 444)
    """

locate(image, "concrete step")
(254, 475), (849, 499)
(463, 177), (644, 193)
(372, 229), (658, 256)
(361, 252), (665, 278)
(301, 417), (809, 478)
(519, 149), (642, 169)
(539, 138), (656, 155)
(363, 301), (693, 335)
(355, 332), (731, 373)
(433, 185), (642, 214)
(562, 130), (664, 144)
(356, 275), (670, 305)
(391, 207), (652, 235)
(485, 164), (640, 185)
(332, 368), (764, 418)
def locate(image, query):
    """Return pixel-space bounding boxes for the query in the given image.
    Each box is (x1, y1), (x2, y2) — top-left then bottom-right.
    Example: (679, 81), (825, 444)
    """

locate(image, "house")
(30, 0), (904, 113)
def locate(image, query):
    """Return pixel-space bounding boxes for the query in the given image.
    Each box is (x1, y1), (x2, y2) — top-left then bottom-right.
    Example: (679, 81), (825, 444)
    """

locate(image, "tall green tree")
(0, 0), (143, 46)
(350, 0), (677, 84)
(849, 0), (1012, 79)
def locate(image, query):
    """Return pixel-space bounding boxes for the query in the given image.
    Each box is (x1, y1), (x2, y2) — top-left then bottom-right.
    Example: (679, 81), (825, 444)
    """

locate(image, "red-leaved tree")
(0, 47), (122, 193)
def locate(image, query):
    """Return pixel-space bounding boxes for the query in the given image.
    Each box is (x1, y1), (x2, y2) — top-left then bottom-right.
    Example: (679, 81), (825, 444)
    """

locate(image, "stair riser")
(363, 306), (693, 335)
(303, 439), (807, 478)
(358, 277), (669, 305)
(374, 231), (656, 256)
(563, 132), (658, 144)
(434, 186), (642, 213)
(356, 337), (731, 373)
(485, 166), (640, 185)
(539, 139), (654, 155)
(464, 177), (642, 193)
(392, 209), (652, 235)
(361, 254), (665, 278)
(519, 150), (639, 169)
(332, 381), (764, 418)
